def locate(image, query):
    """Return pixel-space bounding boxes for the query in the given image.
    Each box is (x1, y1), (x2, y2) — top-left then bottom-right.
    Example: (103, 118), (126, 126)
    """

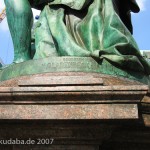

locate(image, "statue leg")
(4, 0), (33, 63)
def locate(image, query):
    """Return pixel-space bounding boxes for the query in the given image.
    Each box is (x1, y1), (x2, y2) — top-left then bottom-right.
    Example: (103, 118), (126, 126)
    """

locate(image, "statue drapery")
(30, 0), (150, 74)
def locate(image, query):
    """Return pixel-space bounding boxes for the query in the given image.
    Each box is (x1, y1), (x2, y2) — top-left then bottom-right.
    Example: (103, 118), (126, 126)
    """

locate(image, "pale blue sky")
(0, 0), (150, 64)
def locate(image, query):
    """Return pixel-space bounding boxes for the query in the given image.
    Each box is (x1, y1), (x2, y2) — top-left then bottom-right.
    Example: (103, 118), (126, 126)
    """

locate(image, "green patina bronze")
(4, 0), (33, 63)
(0, 63), (2, 69)
(0, 57), (149, 85)
(2, 0), (150, 83)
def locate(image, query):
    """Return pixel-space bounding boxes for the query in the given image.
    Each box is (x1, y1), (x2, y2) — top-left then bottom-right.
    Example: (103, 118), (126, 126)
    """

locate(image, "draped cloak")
(30, 0), (150, 74)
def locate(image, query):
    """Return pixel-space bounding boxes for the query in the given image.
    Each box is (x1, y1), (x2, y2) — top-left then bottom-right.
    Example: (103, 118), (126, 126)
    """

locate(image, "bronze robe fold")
(32, 0), (150, 74)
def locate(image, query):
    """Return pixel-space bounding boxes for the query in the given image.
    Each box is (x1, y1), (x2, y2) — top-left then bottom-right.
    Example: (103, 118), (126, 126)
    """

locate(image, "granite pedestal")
(0, 71), (149, 150)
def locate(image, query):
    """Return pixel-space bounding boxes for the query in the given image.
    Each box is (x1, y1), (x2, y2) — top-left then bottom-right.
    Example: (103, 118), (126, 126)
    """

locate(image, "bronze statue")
(113, 0), (140, 34)
(4, 0), (150, 74)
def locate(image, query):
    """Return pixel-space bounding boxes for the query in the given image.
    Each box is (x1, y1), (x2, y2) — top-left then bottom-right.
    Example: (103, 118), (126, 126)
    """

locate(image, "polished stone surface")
(0, 72), (149, 150)
(18, 76), (104, 86)
(0, 73), (148, 105)
(0, 104), (138, 120)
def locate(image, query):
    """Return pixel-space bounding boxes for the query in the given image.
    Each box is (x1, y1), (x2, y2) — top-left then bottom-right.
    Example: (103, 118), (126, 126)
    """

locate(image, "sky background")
(0, 0), (150, 64)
